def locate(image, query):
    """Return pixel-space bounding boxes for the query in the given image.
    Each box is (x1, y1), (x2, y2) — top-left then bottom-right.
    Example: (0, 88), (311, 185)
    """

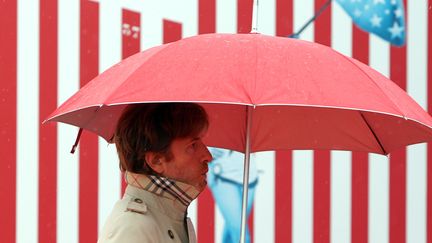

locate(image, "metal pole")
(288, 0), (332, 38)
(251, 0), (259, 33)
(239, 106), (253, 243)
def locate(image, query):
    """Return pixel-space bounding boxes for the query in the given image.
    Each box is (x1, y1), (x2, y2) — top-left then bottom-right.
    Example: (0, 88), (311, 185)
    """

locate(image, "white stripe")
(142, 0), (198, 49)
(256, 0), (275, 35)
(369, 34), (390, 78)
(57, 0), (80, 243)
(188, 200), (198, 233)
(98, 142), (121, 233)
(407, 1), (428, 109)
(98, 0), (122, 234)
(170, 0), (198, 38)
(149, 0), (198, 38)
(293, 0), (314, 41)
(214, 204), (224, 243)
(331, 0), (352, 57)
(216, 0), (237, 33)
(406, 144), (427, 243)
(330, 6), (352, 243)
(292, 150), (314, 243)
(254, 151), (275, 243)
(368, 34), (390, 243)
(99, 0), (121, 73)
(406, 1), (428, 242)
(16, 0), (39, 242)
(251, 5), (275, 176)
(330, 151), (352, 243)
(368, 153), (389, 243)
(141, 1), (162, 49)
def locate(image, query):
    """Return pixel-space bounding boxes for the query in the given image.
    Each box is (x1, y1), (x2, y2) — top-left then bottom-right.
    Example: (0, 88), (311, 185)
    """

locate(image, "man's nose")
(202, 145), (213, 163)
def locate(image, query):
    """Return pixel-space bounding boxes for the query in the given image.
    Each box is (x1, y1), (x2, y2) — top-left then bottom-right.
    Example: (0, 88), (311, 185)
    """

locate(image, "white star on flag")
(336, 0), (406, 46)
(388, 21), (404, 39)
(354, 9), (362, 17)
(394, 8), (403, 18)
(370, 14), (382, 27)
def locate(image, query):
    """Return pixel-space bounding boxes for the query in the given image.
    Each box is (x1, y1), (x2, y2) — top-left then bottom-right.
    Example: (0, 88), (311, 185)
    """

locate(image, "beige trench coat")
(98, 185), (197, 243)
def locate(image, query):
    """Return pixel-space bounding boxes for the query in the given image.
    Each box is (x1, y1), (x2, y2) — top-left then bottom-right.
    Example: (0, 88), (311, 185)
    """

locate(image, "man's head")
(114, 103), (212, 190)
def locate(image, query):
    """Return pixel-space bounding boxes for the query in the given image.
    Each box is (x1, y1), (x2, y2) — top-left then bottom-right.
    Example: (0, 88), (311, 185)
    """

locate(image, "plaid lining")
(125, 171), (199, 207)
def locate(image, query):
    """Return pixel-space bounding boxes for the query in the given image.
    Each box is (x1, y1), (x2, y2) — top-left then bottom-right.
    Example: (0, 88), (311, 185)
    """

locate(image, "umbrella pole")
(240, 106), (253, 243)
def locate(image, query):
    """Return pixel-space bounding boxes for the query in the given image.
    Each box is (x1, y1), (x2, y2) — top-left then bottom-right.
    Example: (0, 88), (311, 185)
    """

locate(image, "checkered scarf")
(125, 171), (200, 207)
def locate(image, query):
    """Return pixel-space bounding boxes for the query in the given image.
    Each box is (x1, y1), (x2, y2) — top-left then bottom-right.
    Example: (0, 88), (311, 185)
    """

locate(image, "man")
(98, 103), (213, 243)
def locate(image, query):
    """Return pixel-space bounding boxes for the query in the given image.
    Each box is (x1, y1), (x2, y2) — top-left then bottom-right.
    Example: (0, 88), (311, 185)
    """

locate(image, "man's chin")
(195, 180), (207, 192)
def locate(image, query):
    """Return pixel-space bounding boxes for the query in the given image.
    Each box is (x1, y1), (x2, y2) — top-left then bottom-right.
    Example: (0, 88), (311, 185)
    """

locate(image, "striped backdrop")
(0, 0), (431, 242)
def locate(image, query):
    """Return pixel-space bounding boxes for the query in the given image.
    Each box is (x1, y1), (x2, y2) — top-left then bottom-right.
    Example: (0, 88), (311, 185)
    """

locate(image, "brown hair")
(114, 103), (209, 174)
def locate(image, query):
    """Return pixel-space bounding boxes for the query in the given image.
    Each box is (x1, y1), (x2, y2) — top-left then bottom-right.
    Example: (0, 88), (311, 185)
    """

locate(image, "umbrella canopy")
(46, 33), (432, 155)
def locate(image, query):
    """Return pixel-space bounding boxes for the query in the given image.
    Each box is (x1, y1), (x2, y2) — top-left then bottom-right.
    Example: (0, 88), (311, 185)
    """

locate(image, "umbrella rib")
(360, 112), (387, 155)
(333, 50), (407, 117)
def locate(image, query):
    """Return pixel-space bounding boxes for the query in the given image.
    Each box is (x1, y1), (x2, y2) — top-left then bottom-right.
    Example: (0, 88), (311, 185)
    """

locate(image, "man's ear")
(145, 152), (165, 174)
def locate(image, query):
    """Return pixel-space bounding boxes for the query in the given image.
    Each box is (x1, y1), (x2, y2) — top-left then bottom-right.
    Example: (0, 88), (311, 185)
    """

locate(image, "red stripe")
(389, 1), (407, 91)
(314, 0), (331, 47)
(389, 149), (406, 243)
(314, 1), (331, 243)
(39, 0), (58, 242)
(197, 188), (215, 243)
(428, 1), (432, 242)
(163, 19), (182, 44)
(237, 0), (253, 33)
(351, 152), (369, 243)
(428, 141), (432, 243)
(275, 2), (293, 241)
(352, 25), (369, 65)
(389, 2), (407, 242)
(313, 150), (331, 243)
(199, 0), (215, 34)
(121, 9), (141, 195)
(196, 4), (217, 241)
(122, 9), (141, 59)
(0, 1), (17, 242)
(79, 1), (99, 242)
(276, 0), (293, 37)
(351, 25), (369, 243)
(390, 39), (407, 90)
(275, 151), (292, 243)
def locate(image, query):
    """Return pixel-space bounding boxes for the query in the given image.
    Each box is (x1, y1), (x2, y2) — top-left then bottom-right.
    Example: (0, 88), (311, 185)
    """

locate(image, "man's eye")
(186, 143), (196, 154)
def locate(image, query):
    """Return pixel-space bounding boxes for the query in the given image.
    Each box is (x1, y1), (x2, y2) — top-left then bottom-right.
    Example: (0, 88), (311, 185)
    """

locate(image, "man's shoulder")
(98, 195), (162, 242)
(113, 195), (159, 225)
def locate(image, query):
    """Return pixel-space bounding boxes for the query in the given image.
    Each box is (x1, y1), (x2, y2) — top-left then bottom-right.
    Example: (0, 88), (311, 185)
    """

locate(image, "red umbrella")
(45, 33), (432, 241)
(47, 33), (432, 154)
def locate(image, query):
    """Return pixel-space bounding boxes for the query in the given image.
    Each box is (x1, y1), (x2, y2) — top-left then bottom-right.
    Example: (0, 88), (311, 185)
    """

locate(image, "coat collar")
(125, 171), (200, 209)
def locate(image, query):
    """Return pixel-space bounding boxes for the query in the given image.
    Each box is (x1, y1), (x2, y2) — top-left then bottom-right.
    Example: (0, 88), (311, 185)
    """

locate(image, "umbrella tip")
(70, 128), (83, 154)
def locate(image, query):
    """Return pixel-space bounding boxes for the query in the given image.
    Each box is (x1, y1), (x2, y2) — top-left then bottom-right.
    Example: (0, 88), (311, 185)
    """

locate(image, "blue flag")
(336, 0), (406, 46)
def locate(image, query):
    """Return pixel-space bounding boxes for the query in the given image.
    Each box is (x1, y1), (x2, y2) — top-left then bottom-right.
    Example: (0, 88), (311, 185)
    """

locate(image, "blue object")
(336, 0), (406, 46)
(207, 147), (258, 243)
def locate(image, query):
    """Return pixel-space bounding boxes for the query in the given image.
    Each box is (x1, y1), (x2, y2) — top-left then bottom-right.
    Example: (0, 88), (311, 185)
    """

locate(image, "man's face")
(160, 131), (213, 192)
